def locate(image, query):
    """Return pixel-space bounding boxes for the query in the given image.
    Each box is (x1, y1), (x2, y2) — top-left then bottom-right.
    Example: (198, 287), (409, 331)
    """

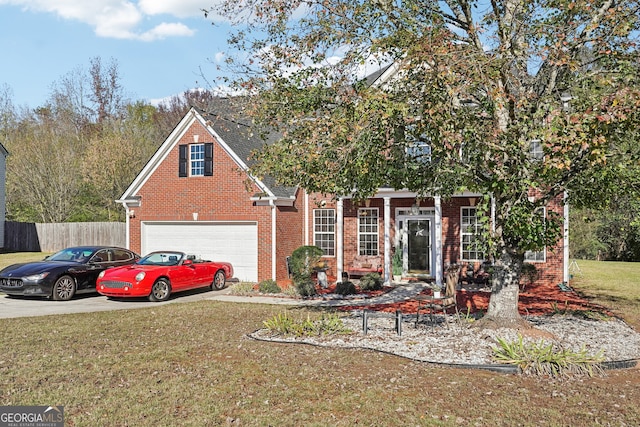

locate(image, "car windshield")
(47, 248), (94, 263)
(138, 252), (183, 266)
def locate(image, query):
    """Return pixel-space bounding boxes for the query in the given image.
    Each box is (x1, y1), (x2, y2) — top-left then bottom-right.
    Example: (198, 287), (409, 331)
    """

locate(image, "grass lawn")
(569, 259), (640, 329)
(0, 254), (639, 426)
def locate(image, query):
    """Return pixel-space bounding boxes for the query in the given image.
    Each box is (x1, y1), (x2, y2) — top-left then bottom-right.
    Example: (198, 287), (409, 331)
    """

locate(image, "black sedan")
(0, 246), (140, 301)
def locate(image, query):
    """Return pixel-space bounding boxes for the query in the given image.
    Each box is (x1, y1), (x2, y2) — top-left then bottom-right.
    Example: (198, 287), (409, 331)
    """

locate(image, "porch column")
(563, 191), (570, 284)
(337, 198), (344, 282)
(434, 195), (443, 288)
(304, 191), (309, 246)
(123, 203), (131, 250)
(384, 196), (391, 285)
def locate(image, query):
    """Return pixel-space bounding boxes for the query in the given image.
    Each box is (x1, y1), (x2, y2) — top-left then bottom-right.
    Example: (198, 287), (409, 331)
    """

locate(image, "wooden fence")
(4, 221), (126, 252)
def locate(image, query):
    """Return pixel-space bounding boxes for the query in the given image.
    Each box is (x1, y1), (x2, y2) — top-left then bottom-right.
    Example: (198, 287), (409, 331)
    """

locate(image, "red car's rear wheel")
(212, 270), (226, 290)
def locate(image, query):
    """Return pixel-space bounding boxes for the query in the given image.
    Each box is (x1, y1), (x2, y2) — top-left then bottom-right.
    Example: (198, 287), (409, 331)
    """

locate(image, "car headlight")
(135, 272), (146, 282)
(98, 271), (106, 278)
(24, 272), (50, 281)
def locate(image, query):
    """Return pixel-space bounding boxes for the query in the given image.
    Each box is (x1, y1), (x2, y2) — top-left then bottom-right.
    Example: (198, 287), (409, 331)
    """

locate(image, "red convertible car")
(96, 251), (233, 302)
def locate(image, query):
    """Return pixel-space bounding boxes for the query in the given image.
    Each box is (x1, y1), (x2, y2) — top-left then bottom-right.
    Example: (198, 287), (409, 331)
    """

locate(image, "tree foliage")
(0, 58), (198, 222)
(213, 0), (640, 324)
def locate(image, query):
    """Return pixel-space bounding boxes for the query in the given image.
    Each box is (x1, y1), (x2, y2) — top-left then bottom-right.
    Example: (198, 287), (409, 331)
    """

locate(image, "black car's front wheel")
(149, 278), (171, 302)
(212, 270), (226, 290)
(52, 275), (76, 301)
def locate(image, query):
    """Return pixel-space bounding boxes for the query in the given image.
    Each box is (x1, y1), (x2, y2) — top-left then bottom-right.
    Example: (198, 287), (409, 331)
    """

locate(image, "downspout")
(384, 197), (391, 285)
(563, 191), (569, 284)
(271, 199), (277, 281)
(337, 198), (344, 282)
(434, 195), (443, 288)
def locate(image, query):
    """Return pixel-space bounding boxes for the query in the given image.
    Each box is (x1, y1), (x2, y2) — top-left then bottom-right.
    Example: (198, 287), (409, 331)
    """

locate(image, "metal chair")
(415, 276), (458, 327)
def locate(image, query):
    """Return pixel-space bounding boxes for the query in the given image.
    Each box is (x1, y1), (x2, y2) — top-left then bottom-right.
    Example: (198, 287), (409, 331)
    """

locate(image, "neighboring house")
(118, 90), (568, 287)
(0, 142), (8, 249)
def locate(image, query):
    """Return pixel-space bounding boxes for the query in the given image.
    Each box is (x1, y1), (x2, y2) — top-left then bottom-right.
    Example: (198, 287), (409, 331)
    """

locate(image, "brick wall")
(303, 194), (564, 287)
(128, 120), (279, 282)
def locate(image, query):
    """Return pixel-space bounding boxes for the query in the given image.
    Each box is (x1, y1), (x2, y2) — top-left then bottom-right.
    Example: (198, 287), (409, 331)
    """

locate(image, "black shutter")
(178, 144), (188, 177)
(204, 143), (214, 176)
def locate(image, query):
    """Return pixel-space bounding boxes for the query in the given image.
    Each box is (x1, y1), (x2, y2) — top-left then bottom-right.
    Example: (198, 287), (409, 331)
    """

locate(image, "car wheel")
(52, 275), (76, 301)
(149, 278), (171, 302)
(212, 270), (226, 290)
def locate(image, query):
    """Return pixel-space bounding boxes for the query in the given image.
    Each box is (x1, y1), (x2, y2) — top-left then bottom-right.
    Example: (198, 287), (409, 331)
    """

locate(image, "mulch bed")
(275, 278), (610, 317)
(337, 282), (611, 316)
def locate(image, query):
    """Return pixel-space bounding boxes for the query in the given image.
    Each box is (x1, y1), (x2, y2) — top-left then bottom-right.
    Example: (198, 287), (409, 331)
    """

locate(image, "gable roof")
(117, 97), (297, 207)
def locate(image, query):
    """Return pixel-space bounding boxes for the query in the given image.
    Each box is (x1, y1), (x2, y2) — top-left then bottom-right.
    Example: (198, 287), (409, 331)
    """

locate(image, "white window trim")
(313, 208), (336, 257)
(525, 207), (547, 262)
(529, 139), (544, 161)
(190, 143), (205, 176)
(461, 206), (484, 261)
(358, 208), (379, 256)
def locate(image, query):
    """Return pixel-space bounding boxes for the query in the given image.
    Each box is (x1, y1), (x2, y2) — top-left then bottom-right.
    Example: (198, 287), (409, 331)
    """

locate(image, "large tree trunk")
(476, 250), (531, 329)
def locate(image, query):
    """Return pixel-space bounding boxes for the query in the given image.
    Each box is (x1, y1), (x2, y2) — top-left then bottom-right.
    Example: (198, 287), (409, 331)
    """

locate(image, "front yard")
(0, 255), (639, 425)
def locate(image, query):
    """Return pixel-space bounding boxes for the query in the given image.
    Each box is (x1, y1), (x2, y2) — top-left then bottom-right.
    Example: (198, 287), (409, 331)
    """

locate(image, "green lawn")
(569, 259), (640, 328)
(0, 251), (51, 266)
(1, 253), (639, 426)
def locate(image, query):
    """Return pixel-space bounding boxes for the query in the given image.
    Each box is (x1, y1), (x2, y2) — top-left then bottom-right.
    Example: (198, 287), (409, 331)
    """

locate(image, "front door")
(406, 219), (431, 275)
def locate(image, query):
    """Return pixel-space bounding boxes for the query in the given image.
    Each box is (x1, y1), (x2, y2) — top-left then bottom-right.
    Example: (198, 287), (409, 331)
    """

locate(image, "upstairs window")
(358, 208), (379, 256)
(190, 144), (205, 176)
(405, 124), (431, 163)
(179, 143), (213, 177)
(529, 139), (544, 161)
(407, 142), (432, 163)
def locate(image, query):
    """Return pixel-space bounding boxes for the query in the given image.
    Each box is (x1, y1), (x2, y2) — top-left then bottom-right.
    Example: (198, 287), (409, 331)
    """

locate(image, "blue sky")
(0, 0), (233, 108)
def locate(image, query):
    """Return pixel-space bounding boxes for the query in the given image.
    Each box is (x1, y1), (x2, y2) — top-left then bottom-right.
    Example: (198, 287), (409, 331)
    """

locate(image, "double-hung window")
(461, 207), (484, 261)
(405, 124), (432, 163)
(525, 207), (547, 262)
(190, 144), (205, 176)
(178, 143), (214, 177)
(314, 209), (335, 256)
(358, 208), (379, 256)
(529, 139), (544, 161)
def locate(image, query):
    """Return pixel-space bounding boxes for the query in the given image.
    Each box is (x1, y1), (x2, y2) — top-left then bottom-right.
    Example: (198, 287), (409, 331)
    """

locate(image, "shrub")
(258, 279), (281, 294)
(263, 312), (351, 337)
(335, 281), (357, 295)
(229, 281), (256, 295)
(521, 263), (539, 288)
(295, 278), (317, 297)
(492, 334), (605, 377)
(359, 272), (383, 291)
(289, 245), (324, 281)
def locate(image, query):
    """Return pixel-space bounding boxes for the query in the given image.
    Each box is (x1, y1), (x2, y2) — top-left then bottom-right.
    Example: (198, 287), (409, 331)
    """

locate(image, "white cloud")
(138, 22), (195, 41)
(214, 51), (226, 64)
(138, 0), (219, 18)
(0, 0), (205, 41)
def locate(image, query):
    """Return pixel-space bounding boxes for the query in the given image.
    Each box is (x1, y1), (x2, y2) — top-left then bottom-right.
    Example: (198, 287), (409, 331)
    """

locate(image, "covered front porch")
(334, 189), (485, 287)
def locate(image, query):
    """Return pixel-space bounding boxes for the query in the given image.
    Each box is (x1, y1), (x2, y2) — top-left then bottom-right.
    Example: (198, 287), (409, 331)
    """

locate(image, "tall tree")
(82, 101), (166, 221)
(213, 0), (640, 328)
(7, 108), (83, 222)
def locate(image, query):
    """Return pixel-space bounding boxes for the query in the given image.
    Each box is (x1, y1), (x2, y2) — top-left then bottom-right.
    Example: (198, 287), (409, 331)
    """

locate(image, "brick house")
(117, 100), (568, 287)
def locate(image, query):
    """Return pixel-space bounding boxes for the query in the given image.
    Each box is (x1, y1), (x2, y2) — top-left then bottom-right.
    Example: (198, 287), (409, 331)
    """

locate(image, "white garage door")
(141, 221), (258, 282)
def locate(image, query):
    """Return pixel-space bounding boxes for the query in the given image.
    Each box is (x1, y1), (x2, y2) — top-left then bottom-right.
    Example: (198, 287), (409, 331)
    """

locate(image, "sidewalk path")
(207, 282), (431, 308)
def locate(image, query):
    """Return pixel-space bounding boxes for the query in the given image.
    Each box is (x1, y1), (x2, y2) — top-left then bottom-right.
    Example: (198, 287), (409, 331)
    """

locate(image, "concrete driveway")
(0, 287), (225, 319)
